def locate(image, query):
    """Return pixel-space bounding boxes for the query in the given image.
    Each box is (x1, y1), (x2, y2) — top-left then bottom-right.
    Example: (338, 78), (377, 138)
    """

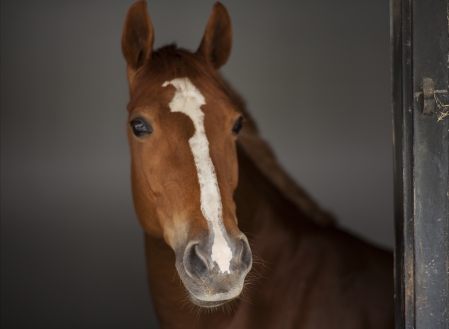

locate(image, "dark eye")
(130, 118), (153, 137)
(232, 116), (243, 135)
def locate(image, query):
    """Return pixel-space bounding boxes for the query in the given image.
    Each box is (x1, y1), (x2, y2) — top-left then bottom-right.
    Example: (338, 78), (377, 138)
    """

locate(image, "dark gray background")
(1, 0), (392, 328)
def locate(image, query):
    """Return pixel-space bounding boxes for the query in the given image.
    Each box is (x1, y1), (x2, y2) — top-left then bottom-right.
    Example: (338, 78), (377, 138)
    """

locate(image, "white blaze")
(162, 78), (233, 273)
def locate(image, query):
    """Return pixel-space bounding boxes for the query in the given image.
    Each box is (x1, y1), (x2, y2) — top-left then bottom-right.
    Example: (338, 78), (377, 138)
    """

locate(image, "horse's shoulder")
(292, 227), (394, 327)
(318, 226), (393, 274)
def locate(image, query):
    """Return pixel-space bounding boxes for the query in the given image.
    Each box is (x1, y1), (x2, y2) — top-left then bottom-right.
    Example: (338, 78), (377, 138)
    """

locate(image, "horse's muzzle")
(177, 235), (252, 307)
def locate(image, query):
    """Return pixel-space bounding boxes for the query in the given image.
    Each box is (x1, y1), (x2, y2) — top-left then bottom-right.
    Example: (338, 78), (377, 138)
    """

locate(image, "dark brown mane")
(222, 79), (336, 227)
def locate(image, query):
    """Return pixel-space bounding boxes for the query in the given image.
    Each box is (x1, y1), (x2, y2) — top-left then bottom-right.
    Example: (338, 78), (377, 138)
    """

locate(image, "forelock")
(143, 45), (223, 86)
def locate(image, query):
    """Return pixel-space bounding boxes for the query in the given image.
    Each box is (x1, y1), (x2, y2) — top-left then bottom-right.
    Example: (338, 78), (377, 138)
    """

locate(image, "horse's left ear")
(197, 2), (232, 69)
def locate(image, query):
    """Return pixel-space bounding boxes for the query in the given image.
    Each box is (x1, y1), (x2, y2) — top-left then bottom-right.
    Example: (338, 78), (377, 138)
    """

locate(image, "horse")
(121, 1), (394, 328)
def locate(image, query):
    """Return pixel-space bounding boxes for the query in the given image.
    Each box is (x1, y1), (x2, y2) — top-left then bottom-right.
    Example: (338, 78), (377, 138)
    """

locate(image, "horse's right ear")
(122, 0), (154, 71)
(197, 2), (232, 69)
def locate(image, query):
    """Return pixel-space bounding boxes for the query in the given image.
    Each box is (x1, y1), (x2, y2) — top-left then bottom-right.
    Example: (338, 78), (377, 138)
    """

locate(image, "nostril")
(239, 238), (252, 272)
(184, 244), (209, 279)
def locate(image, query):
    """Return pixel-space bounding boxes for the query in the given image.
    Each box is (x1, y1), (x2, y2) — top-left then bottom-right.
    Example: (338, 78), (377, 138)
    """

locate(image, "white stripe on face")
(162, 77), (233, 273)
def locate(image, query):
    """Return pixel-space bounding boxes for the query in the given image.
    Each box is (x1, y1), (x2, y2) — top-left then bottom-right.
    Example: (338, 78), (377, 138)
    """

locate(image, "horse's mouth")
(188, 292), (233, 308)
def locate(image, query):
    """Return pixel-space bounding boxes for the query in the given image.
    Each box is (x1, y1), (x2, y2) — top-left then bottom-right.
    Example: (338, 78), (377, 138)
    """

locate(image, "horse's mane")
(144, 45), (335, 227)
(227, 85), (335, 227)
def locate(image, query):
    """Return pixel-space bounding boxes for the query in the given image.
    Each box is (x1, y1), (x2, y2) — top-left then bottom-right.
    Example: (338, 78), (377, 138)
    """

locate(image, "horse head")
(121, 1), (252, 308)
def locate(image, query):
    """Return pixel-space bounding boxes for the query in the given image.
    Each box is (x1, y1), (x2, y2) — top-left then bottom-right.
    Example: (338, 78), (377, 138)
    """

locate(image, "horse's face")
(122, 1), (252, 308)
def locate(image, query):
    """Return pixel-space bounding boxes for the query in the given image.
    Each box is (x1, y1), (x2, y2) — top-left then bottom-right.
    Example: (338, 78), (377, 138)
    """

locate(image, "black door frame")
(391, 0), (449, 328)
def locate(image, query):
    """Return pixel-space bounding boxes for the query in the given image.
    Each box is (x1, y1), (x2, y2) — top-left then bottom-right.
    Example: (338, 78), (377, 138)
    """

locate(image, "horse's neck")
(144, 145), (311, 329)
(237, 143), (315, 259)
(234, 143), (310, 247)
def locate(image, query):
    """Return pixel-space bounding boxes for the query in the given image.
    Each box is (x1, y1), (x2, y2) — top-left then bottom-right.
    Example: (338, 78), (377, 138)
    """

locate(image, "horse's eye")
(130, 118), (153, 137)
(232, 116), (243, 135)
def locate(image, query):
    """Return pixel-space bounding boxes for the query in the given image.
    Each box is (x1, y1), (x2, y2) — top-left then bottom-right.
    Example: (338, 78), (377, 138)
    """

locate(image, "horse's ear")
(122, 0), (154, 71)
(197, 2), (232, 69)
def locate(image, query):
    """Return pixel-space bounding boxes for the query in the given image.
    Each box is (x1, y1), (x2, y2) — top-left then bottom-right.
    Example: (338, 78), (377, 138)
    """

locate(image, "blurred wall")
(1, 0), (392, 328)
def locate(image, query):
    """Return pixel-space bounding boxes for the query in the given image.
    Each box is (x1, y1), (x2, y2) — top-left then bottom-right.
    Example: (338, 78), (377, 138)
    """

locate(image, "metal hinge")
(414, 78), (449, 118)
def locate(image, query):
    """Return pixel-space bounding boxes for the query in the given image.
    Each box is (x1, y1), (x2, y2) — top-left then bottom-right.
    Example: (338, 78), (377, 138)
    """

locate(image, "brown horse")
(121, 1), (394, 328)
